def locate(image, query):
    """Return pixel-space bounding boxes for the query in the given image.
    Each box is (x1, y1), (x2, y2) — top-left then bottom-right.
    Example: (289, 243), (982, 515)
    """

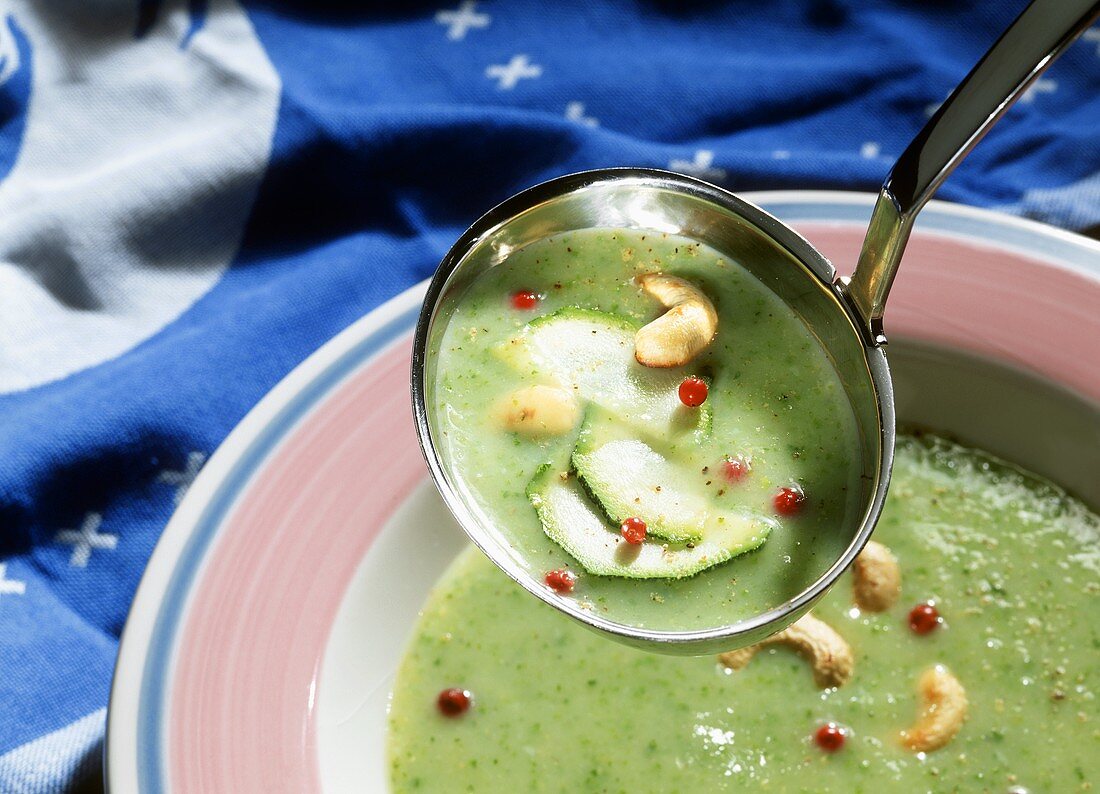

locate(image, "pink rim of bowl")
(106, 192), (1100, 792)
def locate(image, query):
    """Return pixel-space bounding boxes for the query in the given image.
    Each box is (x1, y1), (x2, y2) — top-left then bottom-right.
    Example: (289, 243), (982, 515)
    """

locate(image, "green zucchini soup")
(428, 227), (867, 631)
(388, 434), (1100, 792)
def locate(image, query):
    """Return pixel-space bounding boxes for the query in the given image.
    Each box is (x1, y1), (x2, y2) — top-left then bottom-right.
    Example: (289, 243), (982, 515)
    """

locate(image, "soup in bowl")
(389, 339), (1099, 791)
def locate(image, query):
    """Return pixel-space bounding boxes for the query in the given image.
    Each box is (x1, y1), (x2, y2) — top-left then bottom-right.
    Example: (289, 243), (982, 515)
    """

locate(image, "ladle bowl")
(412, 170), (891, 653)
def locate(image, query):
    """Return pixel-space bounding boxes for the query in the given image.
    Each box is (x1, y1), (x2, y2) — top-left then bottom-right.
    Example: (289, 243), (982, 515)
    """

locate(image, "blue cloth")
(0, 1), (1097, 790)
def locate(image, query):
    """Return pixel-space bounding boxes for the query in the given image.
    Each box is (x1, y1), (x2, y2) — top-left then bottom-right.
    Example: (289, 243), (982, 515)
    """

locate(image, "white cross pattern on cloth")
(668, 150), (727, 182)
(486, 55), (541, 90)
(924, 90), (951, 118)
(55, 513), (117, 568)
(0, 564), (25, 596)
(1083, 28), (1100, 55)
(1020, 78), (1057, 104)
(435, 1), (490, 41)
(158, 451), (207, 506)
(565, 102), (598, 127)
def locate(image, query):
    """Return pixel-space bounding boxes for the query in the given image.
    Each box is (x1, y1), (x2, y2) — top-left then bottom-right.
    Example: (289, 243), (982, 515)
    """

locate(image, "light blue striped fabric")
(0, 711), (104, 794)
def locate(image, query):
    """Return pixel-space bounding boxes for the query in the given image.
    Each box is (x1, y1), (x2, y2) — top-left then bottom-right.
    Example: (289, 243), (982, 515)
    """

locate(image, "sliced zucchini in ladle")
(499, 308), (710, 438)
(526, 464), (775, 580)
(572, 406), (709, 543)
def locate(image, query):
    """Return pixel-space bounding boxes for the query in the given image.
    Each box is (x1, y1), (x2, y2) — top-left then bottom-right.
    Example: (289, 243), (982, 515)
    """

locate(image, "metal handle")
(845, 0), (1100, 337)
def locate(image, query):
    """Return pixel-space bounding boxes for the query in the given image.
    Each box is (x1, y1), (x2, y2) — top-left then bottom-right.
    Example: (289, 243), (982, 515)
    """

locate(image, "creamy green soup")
(389, 434), (1099, 792)
(431, 228), (866, 630)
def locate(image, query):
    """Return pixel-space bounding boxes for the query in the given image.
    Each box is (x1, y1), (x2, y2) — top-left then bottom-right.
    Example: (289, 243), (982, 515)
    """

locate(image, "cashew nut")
(718, 613), (853, 689)
(495, 384), (579, 437)
(899, 665), (968, 753)
(634, 273), (718, 368)
(852, 540), (901, 612)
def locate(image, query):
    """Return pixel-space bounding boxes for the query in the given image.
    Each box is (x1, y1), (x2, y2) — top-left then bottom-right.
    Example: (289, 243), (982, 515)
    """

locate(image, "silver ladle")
(412, 0), (1100, 654)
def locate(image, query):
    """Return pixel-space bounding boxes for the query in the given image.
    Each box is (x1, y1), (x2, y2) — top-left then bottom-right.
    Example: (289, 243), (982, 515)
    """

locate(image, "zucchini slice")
(500, 308), (710, 438)
(526, 464), (775, 579)
(572, 407), (708, 543)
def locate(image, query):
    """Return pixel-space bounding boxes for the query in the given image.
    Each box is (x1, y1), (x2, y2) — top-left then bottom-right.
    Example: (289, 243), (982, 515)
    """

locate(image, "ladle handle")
(845, 0), (1100, 338)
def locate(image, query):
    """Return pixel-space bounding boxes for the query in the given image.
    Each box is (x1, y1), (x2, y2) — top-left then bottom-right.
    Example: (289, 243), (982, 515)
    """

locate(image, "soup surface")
(431, 227), (866, 630)
(389, 434), (1099, 792)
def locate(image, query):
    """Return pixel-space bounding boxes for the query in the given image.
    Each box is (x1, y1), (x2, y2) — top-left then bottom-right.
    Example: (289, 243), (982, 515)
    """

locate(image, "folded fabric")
(0, 1), (1096, 791)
